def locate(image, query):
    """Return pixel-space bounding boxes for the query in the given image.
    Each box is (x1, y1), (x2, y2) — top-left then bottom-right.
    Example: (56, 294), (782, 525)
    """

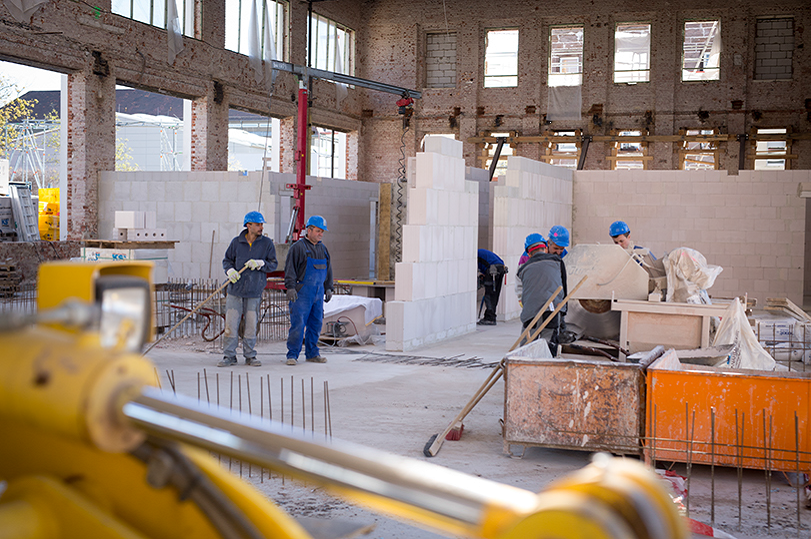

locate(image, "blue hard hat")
(548, 225), (570, 247)
(524, 233), (546, 251)
(244, 211), (265, 226)
(306, 215), (328, 231)
(609, 220), (630, 237)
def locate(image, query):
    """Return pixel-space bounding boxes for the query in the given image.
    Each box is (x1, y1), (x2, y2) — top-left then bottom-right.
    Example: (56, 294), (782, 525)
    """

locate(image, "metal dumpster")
(645, 350), (811, 472)
(503, 341), (645, 456)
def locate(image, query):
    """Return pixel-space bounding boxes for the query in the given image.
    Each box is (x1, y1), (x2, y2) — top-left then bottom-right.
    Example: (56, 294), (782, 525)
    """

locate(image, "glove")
(325, 290), (333, 303)
(246, 259), (265, 270)
(286, 288), (298, 302)
(489, 264), (499, 277)
(226, 268), (240, 284)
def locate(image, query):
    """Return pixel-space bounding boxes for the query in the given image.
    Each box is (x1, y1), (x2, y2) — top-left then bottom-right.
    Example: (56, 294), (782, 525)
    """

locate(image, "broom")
(424, 276), (588, 456)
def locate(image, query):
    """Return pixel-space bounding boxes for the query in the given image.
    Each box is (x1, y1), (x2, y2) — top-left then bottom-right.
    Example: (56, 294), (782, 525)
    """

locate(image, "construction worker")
(285, 215), (333, 365)
(477, 249), (508, 326)
(547, 225), (569, 257)
(609, 220), (656, 259)
(518, 233), (546, 267)
(516, 233), (567, 355)
(219, 211), (278, 367)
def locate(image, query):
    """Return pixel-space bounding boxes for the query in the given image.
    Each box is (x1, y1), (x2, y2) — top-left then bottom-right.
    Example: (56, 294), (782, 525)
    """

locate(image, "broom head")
(445, 423), (464, 441)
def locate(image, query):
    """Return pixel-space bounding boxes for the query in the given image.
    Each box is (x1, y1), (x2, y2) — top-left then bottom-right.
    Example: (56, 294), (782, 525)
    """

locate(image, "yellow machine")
(0, 261), (689, 539)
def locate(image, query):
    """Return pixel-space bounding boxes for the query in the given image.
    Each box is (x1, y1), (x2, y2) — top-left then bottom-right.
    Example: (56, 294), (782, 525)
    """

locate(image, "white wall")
(98, 171), (378, 282)
(386, 136), (479, 351)
(572, 169), (810, 305)
(491, 156), (573, 320)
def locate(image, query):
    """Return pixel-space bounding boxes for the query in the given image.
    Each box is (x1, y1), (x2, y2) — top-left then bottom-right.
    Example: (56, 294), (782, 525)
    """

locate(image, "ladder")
(10, 184), (39, 242)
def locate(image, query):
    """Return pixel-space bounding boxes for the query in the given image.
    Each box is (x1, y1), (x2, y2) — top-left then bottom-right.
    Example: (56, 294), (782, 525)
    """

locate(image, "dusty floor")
(146, 320), (809, 539)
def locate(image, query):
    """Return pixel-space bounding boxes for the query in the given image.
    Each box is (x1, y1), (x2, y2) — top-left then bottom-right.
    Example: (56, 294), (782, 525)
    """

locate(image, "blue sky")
(1, 61), (64, 105)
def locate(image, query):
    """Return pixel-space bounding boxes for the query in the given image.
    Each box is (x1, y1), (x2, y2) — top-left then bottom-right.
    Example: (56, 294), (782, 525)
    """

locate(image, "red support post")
(288, 82), (311, 241)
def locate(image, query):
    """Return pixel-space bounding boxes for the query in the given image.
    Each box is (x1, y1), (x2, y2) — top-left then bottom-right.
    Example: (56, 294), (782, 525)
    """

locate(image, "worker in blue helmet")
(516, 233), (568, 355)
(609, 220), (656, 260)
(518, 233), (546, 267)
(219, 210), (278, 367)
(547, 225), (569, 258)
(284, 215), (333, 365)
(477, 249), (508, 326)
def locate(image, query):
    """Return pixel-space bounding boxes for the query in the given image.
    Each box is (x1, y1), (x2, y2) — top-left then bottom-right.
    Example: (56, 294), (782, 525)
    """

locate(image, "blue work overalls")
(286, 255), (328, 360)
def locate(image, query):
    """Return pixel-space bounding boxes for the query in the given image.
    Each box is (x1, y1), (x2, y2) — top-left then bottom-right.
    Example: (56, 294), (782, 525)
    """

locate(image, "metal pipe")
(123, 387), (540, 534)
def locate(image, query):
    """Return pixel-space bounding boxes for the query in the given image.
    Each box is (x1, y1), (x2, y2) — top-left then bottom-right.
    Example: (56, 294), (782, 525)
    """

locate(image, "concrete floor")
(146, 320), (808, 539)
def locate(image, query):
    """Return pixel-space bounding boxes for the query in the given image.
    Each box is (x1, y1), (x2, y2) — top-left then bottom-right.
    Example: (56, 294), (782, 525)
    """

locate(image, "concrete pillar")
(279, 117), (297, 174)
(66, 59), (115, 239)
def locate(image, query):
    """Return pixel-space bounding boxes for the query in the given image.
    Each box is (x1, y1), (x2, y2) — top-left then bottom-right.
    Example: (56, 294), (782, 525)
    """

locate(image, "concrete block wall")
(425, 32), (457, 88)
(572, 169), (810, 305)
(754, 17), (794, 80)
(387, 136), (478, 351)
(491, 156), (573, 321)
(99, 171), (378, 282)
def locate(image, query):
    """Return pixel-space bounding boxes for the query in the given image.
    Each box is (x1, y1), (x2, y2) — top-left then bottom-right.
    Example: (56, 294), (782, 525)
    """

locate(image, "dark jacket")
(515, 252), (567, 325)
(284, 237), (333, 293)
(477, 249), (505, 275)
(222, 230), (278, 298)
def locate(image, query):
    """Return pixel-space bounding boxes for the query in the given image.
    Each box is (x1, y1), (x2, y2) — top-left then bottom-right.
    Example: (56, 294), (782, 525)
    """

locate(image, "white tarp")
(711, 299), (778, 371)
(323, 295), (383, 326)
(547, 84), (582, 121)
(662, 248), (723, 304)
(167, 0), (184, 65)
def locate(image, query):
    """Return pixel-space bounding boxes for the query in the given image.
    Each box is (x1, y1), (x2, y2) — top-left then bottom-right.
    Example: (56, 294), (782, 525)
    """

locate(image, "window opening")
(310, 127), (346, 179)
(307, 13), (354, 75)
(549, 26), (583, 87)
(480, 131), (514, 178)
(484, 29), (518, 88)
(614, 23), (650, 83)
(225, 0), (287, 59)
(752, 128), (790, 170)
(683, 21), (721, 81)
(540, 130), (579, 169)
(227, 109), (278, 172)
(610, 130), (648, 169)
(680, 129), (719, 170)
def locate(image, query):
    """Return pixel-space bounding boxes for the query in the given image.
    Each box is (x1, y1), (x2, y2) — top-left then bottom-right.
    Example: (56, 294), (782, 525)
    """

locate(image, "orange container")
(645, 352), (811, 472)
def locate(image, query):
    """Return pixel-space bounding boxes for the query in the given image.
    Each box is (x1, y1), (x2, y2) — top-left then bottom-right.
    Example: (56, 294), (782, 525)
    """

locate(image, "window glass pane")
(225, 0), (240, 51)
(683, 21), (721, 81)
(111, 0), (131, 17)
(549, 26), (583, 87)
(132, 0), (151, 24)
(225, 1), (286, 57)
(614, 24), (650, 83)
(153, 0), (166, 29)
(484, 29), (518, 87)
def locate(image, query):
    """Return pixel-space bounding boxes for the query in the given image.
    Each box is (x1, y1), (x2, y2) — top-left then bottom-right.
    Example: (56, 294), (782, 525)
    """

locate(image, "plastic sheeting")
(167, 0), (184, 65)
(662, 248), (723, 304)
(323, 294), (383, 326)
(4, 0), (48, 23)
(248, 0), (277, 88)
(711, 298), (777, 371)
(547, 84), (582, 121)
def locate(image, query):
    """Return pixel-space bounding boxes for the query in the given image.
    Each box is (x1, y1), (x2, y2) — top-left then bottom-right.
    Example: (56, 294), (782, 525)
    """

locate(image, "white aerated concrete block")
(395, 262), (413, 301)
(423, 135), (463, 159)
(115, 210), (145, 229)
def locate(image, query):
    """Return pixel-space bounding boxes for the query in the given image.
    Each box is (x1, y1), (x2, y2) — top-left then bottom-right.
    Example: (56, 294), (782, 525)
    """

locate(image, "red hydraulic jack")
(285, 80), (312, 242)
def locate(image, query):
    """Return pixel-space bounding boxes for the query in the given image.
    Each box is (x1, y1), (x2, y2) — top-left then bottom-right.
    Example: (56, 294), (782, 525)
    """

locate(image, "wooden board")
(376, 183), (391, 281)
(81, 240), (177, 249)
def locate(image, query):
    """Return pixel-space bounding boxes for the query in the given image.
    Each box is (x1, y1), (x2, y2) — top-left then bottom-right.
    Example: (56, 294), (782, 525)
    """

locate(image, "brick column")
(279, 117), (297, 173)
(190, 82), (229, 171)
(66, 61), (115, 239)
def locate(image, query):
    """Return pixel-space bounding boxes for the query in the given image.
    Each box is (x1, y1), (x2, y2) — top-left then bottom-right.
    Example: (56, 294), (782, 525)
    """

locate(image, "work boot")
(218, 357), (237, 367)
(286, 358), (298, 366)
(305, 356), (327, 363)
(477, 319), (496, 326)
(245, 357), (262, 367)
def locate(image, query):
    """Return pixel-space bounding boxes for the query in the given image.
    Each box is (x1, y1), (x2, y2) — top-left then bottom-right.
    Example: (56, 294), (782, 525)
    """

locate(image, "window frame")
(751, 127), (791, 171)
(483, 28), (519, 88)
(224, 0), (287, 60)
(682, 20), (721, 82)
(549, 25), (584, 87)
(310, 126), (347, 179)
(613, 22), (651, 84)
(540, 130), (580, 169)
(608, 129), (649, 170)
(307, 13), (355, 75)
(479, 131), (515, 178)
(112, 0), (193, 36)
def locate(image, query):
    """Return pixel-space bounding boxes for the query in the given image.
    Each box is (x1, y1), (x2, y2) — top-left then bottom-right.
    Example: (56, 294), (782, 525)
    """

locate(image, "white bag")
(663, 248), (723, 304)
(712, 299), (777, 370)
